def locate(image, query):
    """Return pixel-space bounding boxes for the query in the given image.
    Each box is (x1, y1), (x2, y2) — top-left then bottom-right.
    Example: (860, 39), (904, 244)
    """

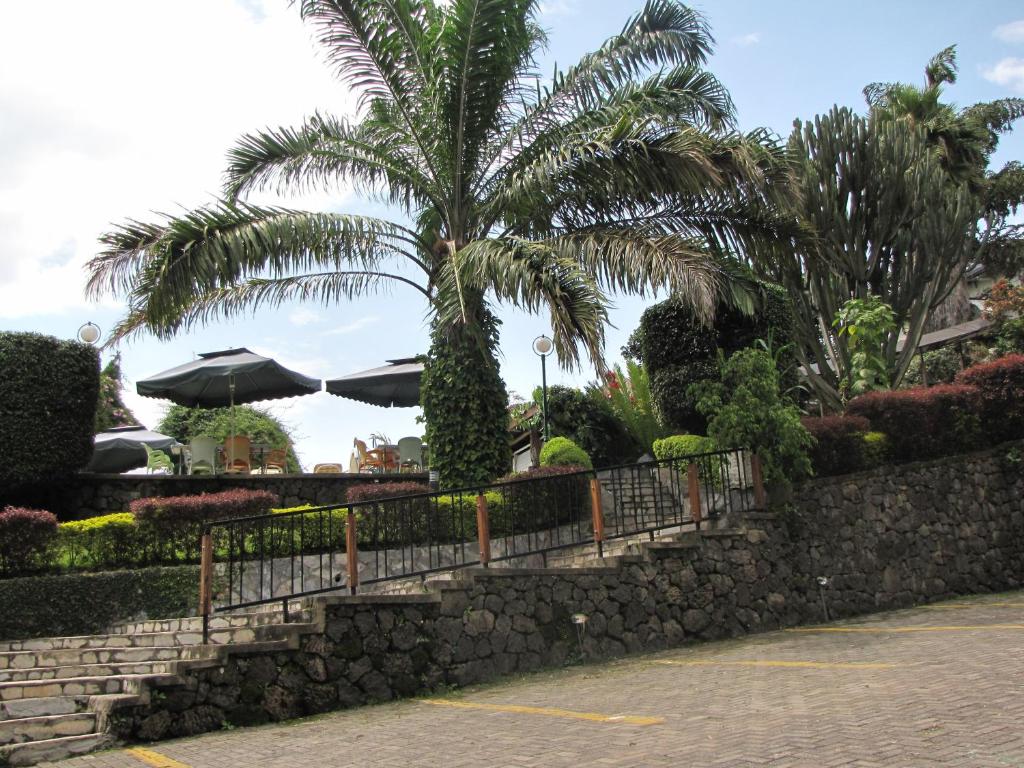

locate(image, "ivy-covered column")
(421, 304), (511, 488)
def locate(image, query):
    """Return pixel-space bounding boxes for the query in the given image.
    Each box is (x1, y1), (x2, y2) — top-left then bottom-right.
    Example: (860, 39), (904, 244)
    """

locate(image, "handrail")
(199, 447), (765, 626)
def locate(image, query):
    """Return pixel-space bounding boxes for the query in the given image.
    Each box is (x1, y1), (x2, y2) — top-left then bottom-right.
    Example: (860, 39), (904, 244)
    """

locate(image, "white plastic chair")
(397, 436), (423, 472)
(189, 436), (218, 475)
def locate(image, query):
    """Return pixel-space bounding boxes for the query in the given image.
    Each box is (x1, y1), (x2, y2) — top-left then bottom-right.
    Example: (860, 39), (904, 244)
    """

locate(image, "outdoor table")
(250, 442), (272, 472)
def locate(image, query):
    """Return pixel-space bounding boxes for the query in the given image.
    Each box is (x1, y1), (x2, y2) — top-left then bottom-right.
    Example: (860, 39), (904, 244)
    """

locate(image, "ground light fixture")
(532, 334), (553, 440)
(77, 322), (101, 345)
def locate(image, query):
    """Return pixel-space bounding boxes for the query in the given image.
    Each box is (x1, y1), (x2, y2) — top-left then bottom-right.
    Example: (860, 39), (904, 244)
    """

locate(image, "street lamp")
(532, 335), (553, 440)
(77, 322), (101, 345)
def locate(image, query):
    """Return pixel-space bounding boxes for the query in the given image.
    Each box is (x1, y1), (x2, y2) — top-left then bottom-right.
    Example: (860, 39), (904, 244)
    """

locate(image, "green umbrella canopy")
(325, 358), (423, 408)
(87, 425), (181, 473)
(136, 348), (322, 407)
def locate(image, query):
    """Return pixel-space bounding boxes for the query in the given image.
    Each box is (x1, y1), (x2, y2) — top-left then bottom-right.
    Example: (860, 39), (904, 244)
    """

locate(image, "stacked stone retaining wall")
(109, 444), (1024, 741)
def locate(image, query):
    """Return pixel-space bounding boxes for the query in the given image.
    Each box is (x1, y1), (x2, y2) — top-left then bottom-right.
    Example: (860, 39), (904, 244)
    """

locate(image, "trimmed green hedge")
(540, 437), (593, 469)
(0, 332), (100, 492)
(652, 434), (716, 460)
(0, 565), (200, 640)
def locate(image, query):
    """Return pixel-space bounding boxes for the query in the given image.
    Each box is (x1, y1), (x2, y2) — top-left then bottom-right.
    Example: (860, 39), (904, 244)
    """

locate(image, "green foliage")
(94, 354), (140, 432)
(691, 348), (813, 483)
(633, 282), (797, 432)
(57, 513), (142, 571)
(861, 431), (890, 469)
(985, 279), (1024, 356)
(652, 434), (716, 461)
(158, 404), (302, 472)
(902, 346), (980, 387)
(0, 506), (58, 576)
(0, 566), (200, 640)
(540, 437), (593, 470)
(592, 361), (666, 454)
(833, 296), (897, 396)
(538, 385), (637, 467)
(422, 307), (510, 488)
(0, 332), (100, 493)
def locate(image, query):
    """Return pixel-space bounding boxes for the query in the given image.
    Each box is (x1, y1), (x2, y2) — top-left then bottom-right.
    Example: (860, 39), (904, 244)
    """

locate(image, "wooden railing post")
(751, 453), (766, 510)
(199, 531), (213, 644)
(346, 508), (359, 594)
(476, 493), (491, 567)
(589, 477), (605, 557)
(687, 462), (702, 527)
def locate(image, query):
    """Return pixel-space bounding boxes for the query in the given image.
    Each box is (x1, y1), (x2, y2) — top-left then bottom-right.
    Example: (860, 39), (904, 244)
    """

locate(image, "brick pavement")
(44, 592), (1024, 768)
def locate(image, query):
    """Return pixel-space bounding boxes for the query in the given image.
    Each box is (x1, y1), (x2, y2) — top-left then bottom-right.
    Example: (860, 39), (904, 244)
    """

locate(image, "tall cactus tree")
(764, 107), (979, 410)
(86, 0), (790, 487)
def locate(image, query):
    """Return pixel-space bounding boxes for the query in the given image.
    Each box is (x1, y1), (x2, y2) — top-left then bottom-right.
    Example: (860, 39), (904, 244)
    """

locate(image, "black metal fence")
(202, 447), (763, 620)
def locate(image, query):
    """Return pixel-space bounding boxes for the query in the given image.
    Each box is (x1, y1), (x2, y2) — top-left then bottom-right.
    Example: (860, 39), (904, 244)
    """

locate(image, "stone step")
(0, 712), (96, 746)
(0, 732), (113, 767)
(0, 698), (83, 722)
(0, 660), (173, 683)
(0, 626), (260, 653)
(106, 609), (307, 636)
(0, 645), (196, 672)
(0, 674), (179, 702)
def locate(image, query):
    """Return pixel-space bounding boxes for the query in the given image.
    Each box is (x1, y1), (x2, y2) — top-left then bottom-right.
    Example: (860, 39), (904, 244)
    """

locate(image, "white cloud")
(983, 57), (1024, 93)
(0, 0), (356, 319)
(994, 20), (1024, 43)
(538, 0), (579, 18)
(288, 308), (323, 327)
(321, 316), (380, 336)
(731, 32), (761, 48)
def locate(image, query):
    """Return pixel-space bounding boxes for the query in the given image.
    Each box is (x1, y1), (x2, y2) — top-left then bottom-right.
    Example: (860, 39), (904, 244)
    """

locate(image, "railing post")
(589, 477), (605, 558)
(751, 453), (767, 510)
(199, 529), (213, 644)
(687, 462), (702, 527)
(346, 508), (359, 595)
(476, 492), (491, 567)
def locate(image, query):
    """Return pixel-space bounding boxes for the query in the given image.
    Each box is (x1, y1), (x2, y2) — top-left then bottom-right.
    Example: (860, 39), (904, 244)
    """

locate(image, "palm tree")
(87, 0), (789, 487)
(865, 46), (1024, 331)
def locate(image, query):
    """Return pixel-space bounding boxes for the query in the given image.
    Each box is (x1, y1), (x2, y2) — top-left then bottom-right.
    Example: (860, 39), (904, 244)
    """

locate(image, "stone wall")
(24, 472), (428, 520)
(109, 444), (1024, 740)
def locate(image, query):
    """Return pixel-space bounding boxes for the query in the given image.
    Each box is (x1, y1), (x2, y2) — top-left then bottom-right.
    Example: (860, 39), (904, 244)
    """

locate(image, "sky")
(2, 0), (1024, 469)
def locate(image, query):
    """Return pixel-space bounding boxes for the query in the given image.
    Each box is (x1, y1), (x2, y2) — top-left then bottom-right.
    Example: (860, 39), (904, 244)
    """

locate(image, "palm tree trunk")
(421, 298), (511, 488)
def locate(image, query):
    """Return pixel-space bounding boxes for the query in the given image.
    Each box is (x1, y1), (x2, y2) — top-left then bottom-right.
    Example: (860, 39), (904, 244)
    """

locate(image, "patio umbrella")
(136, 348), (322, 448)
(325, 358), (423, 408)
(86, 425), (182, 473)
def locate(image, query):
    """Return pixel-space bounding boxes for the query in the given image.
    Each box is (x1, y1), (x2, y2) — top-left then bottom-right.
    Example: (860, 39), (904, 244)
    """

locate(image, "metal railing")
(199, 447), (765, 639)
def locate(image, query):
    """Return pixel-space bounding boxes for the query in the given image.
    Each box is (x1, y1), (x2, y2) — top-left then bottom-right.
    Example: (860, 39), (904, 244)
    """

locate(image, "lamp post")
(532, 335), (553, 440)
(77, 322), (101, 345)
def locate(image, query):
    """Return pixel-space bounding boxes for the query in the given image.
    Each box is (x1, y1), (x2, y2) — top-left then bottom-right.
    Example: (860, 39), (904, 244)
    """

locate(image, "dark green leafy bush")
(494, 466), (589, 536)
(861, 431), (889, 469)
(847, 384), (982, 463)
(540, 437), (593, 470)
(0, 506), (58, 576)
(538, 386), (637, 467)
(0, 333), (99, 492)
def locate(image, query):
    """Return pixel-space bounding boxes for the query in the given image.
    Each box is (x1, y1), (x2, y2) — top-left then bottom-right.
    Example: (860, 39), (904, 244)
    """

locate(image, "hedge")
(542, 385), (638, 467)
(0, 506), (58, 576)
(652, 434), (716, 461)
(801, 415), (872, 476)
(0, 332), (100, 493)
(847, 384), (982, 463)
(955, 354), (1024, 444)
(540, 437), (593, 470)
(0, 565), (200, 641)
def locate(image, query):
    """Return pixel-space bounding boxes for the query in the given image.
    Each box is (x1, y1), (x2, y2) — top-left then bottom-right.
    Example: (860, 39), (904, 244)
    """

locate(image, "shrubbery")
(652, 434), (716, 461)
(847, 384), (982, 463)
(801, 415), (871, 476)
(0, 506), (58, 575)
(58, 513), (141, 570)
(540, 437), (593, 470)
(540, 386), (637, 467)
(955, 354), (1024, 443)
(0, 332), (100, 493)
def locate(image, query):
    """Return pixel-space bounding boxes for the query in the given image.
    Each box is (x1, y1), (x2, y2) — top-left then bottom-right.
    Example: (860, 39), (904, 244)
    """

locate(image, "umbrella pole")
(229, 374), (236, 471)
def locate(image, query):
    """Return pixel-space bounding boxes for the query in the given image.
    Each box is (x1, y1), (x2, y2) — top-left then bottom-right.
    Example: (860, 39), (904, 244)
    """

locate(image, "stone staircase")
(0, 608), (307, 766)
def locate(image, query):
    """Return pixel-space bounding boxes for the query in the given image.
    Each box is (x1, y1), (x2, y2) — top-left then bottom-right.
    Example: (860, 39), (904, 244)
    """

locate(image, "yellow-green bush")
(57, 513), (145, 570)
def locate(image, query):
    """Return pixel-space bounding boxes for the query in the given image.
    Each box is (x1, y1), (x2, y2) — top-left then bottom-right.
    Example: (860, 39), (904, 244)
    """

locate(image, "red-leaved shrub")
(131, 489), (279, 561)
(801, 415), (872, 477)
(847, 384), (981, 463)
(955, 354), (1024, 443)
(0, 505), (58, 575)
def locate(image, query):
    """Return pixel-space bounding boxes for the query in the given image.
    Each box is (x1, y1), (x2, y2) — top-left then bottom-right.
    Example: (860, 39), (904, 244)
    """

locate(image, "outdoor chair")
(313, 463), (343, 473)
(260, 448), (288, 474)
(144, 444), (173, 474)
(354, 438), (386, 473)
(223, 435), (252, 474)
(188, 436), (218, 475)
(397, 436), (423, 472)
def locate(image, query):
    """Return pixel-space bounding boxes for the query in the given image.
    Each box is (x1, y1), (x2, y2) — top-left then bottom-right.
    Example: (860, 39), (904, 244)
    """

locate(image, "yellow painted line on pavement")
(125, 747), (192, 768)
(419, 698), (663, 726)
(787, 624), (1024, 634)
(655, 659), (897, 670)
